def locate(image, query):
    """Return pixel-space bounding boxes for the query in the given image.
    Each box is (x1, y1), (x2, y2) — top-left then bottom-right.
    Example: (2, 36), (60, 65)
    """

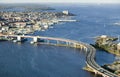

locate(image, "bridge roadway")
(0, 34), (119, 77)
(85, 45), (118, 77)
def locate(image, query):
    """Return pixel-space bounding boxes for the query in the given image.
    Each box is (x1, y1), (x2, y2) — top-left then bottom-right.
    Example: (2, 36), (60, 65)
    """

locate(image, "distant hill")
(0, 3), (55, 12)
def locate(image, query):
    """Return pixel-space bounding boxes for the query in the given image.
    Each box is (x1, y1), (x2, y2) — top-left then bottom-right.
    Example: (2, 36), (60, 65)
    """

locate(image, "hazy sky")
(0, 0), (120, 3)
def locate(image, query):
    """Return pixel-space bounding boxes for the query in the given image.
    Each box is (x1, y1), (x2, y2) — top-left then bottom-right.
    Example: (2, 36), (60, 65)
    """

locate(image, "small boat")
(13, 40), (17, 43)
(44, 25), (49, 29)
(30, 41), (35, 44)
(41, 29), (45, 31)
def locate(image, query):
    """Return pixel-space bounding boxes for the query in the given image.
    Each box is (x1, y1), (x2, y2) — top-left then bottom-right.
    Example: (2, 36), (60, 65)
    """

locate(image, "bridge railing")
(0, 34), (118, 77)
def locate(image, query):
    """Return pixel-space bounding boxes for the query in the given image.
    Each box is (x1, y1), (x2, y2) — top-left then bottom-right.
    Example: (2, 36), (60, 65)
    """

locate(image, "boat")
(44, 25), (49, 29)
(30, 41), (34, 44)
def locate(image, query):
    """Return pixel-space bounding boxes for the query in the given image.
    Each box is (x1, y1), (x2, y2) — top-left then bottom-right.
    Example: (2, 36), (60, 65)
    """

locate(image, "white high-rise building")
(62, 10), (69, 15)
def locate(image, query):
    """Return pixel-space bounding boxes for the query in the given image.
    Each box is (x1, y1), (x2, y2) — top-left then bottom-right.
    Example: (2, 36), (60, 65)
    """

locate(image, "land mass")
(91, 35), (120, 56)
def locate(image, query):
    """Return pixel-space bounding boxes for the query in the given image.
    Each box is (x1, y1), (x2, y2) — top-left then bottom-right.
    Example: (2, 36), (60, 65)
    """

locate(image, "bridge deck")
(0, 34), (118, 77)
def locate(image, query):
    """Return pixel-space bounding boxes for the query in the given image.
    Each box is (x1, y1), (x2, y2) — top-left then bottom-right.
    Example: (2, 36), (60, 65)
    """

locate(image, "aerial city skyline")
(0, 0), (120, 3)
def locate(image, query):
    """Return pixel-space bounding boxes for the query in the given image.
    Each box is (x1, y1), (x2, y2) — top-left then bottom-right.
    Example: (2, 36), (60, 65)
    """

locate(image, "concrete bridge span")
(0, 34), (118, 77)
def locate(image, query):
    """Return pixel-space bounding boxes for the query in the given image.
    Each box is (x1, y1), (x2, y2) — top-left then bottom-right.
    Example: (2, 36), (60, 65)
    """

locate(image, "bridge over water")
(0, 35), (118, 77)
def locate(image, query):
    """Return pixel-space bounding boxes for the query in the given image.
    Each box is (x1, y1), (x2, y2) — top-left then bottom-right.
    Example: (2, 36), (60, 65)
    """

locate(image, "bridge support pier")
(69, 43), (73, 47)
(73, 43), (78, 48)
(84, 47), (87, 52)
(31, 37), (38, 44)
(33, 37), (38, 42)
(17, 36), (22, 41)
(47, 39), (50, 44)
(66, 42), (70, 46)
(57, 40), (59, 44)
(94, 70), (98, 75)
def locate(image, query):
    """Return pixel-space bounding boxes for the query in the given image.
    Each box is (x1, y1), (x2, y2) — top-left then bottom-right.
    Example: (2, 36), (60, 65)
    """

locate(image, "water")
(0, 3), (120, 77)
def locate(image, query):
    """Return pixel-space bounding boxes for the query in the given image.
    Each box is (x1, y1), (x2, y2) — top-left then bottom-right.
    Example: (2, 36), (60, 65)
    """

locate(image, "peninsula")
(90, 35), (120, 76)
(91, 35), (120, 56)
(0, 10), (75, 36)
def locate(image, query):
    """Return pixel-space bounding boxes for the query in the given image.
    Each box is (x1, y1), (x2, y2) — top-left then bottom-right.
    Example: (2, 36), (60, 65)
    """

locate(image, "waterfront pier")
(0, 34), (118, 77)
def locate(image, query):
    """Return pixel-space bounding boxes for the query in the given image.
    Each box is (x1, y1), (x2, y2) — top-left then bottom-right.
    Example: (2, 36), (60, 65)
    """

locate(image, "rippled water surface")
(0, 3), (120, 77)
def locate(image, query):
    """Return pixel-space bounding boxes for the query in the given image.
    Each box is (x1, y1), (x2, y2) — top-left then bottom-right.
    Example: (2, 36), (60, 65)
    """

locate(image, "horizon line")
(0, 2), (120, 4)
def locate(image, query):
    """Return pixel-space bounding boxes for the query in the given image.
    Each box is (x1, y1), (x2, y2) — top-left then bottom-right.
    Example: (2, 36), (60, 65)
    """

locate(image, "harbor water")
(0, 3), (120, 77)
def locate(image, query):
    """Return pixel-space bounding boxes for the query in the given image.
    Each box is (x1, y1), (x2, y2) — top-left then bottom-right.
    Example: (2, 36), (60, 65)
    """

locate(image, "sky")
(0, 0), (120, 3)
